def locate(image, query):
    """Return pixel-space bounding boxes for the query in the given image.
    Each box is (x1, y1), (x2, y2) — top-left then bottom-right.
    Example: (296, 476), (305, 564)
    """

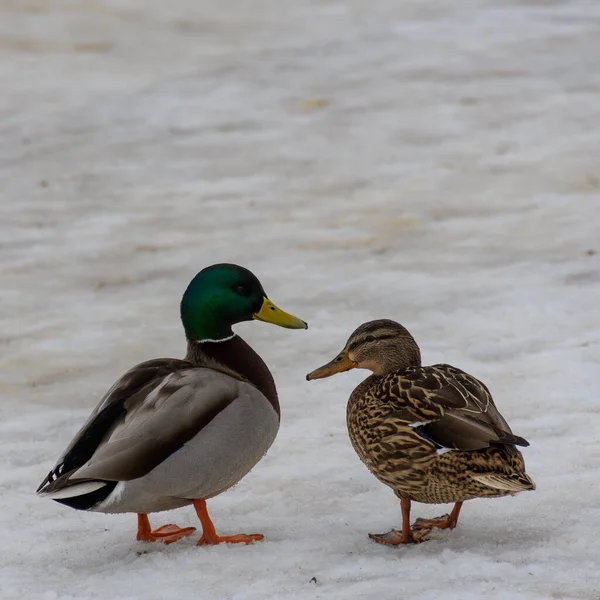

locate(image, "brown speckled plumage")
(347, 365), (534, 505)
(307, 319), (535, 544)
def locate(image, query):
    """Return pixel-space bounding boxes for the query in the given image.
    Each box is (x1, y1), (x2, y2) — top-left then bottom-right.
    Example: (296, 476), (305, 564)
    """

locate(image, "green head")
(180, 263), (307, 341)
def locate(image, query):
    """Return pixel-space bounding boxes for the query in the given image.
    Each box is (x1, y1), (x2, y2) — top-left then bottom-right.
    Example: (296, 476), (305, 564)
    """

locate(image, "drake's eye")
(233, 284), (251, 297)
(365, 335), (376, 343)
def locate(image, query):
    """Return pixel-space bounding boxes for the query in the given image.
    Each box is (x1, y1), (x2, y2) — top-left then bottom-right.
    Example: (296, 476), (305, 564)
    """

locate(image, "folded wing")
(389, 364), (529, 452)
(37, 359), (240, 498)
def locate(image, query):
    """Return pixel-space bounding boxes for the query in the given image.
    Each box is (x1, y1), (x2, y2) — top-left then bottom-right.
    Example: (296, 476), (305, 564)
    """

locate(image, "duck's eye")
(365, 335), (376, 343)
(233, 284), (251, 297)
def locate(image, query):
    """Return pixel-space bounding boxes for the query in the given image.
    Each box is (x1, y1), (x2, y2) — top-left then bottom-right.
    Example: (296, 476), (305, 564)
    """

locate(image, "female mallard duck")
(37, 263), (307, 545)
(307, 319), (535, 545)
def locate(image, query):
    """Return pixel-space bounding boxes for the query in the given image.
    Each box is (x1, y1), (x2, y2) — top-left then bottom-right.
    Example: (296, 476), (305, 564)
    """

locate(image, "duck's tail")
(468, 444), (536, 494)
(37, 474), (116, 510)
(471, 471), (536, 493)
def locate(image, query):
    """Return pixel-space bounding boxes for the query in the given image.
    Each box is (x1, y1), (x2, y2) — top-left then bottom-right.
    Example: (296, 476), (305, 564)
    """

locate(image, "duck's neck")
(185, 336), (280, 418)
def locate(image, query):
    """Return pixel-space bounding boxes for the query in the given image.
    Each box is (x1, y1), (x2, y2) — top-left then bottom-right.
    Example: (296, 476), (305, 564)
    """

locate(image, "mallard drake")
(307, 319), (535, 545)
(37, 263), (307, 545)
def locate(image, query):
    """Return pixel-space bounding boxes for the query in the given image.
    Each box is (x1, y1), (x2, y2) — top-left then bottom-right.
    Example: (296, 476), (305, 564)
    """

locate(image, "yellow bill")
(306, 347), (357, 380)
(253, 297), (308, 330)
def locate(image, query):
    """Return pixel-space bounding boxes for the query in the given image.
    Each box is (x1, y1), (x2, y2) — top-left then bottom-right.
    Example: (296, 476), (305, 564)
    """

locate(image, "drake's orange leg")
(369, 498), (430, 545)
(193, 499), (263, 545)
(412, 501), (464, 532)
(136, 513), (196, 544)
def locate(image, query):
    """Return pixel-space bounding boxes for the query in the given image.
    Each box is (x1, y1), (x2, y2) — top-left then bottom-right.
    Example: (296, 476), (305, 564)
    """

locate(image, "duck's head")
(181, 263), (307, 342)
(306, 319), (421, 380)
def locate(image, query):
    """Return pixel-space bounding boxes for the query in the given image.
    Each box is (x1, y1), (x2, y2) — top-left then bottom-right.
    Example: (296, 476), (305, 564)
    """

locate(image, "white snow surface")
(1, 0), (600, 598)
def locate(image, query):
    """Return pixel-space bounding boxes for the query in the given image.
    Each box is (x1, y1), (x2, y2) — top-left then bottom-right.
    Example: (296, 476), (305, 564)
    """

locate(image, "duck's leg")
(136, 513), (196, 544)
(369, 498), (430, 545)
(412, 501), (463, 532)
(193, 499), (263, 545)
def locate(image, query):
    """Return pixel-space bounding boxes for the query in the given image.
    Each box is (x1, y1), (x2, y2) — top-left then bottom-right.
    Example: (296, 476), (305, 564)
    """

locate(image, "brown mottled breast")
(347, 375), (437, 496)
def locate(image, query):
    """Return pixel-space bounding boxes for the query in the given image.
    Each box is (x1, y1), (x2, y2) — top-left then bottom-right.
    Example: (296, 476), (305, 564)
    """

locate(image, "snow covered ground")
(1, 0), (600, 598)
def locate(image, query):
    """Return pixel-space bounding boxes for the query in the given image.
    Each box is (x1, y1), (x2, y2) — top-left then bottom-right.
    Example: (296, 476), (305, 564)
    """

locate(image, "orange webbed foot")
(412, 515), (454, 532)
(136, 514), (196, 544)
(192, 499), (263, 546)
(369, 528), (430, 545)
(412, 502), (463, 533)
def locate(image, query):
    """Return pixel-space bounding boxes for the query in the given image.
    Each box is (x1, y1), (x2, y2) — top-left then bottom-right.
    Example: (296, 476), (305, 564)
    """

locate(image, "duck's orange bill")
(306, 347), (357, 380)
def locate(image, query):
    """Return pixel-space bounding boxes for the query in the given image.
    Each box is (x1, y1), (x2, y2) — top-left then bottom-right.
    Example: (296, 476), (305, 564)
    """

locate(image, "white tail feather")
(39, 481), (107, 500)
(471, 474), (534, 492)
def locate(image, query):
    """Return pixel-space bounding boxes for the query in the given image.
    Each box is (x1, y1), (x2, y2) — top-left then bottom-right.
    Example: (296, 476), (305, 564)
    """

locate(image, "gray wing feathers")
(71, 370), (241, 482)
(50, 358), (189, 470)
(39, 367), (249, 498)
